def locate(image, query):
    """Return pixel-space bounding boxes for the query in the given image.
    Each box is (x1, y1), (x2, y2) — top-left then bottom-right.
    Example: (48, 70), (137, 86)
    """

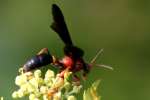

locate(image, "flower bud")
(12, 91), (19, 98)
(45, 70), (55, 79)
(40, 86), (48, 94)
(15, 75), (27, 86)
(29, 78), (38, 88)
(27, 83), (36, 93)
(52, 77), (64, 88)
(43, 95), (49, 100)
(29, 94), (36, 100)
(53, 91), (61, 100)
(17, 89), (25, 98)
(34, 70), (41, 79)
(67, 95), (76, 100)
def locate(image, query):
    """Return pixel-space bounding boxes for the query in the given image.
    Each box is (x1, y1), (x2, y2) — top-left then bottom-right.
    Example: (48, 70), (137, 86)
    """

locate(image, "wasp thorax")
(62, 56), (73, 68)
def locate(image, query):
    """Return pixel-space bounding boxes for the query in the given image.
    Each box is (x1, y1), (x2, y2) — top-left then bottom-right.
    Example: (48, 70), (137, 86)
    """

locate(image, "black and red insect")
(22, 4), (112, 78)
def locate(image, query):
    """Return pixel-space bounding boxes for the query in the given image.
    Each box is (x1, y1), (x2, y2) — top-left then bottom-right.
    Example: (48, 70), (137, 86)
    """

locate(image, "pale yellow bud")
(43, 94), (49, 100)
(52, 77), (64, 88)
(34, 90), (41, 98)
(63, 82), (71, 90)
(27, 83), (36, 93)
(20, 84), (28, 93)
(17, 89), (25, 98)
(0, 97), (3, 100)
(44, 77), (53, 87)
(25, 72), (33, 80)
(29, 78), (38, 88)
(29, 94), (36, 100)
(67, 95), (76, 100)
(45, 70), (55, 79)
(15, 75), (27, 86)
(34, 98), (40, 100)
(53, 92), (61, 100)
(40, 86), (48, 94)
(12, 91), (19, 98)
(47, 81), (53, 87)
(72, 85), (82, 93)
(34, 70), (41, 78)
(36, 78), (44, 85)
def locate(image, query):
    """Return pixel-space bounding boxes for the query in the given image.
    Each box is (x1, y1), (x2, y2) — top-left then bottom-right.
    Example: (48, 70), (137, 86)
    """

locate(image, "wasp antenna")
(90, 49), (104, 64)
(95, 64), (114, 70)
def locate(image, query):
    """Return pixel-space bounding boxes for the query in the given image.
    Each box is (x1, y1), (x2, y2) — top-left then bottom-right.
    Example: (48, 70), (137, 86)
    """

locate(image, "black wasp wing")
(51, 4), (73, 46)
(51, 4), (84, 58)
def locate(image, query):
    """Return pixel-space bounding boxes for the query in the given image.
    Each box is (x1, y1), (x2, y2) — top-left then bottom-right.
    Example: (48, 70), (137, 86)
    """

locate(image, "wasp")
(22, 4), (113, 78)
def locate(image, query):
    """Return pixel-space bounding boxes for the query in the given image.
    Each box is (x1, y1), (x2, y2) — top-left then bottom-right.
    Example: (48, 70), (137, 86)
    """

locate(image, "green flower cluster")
(12, 68), (100, 100)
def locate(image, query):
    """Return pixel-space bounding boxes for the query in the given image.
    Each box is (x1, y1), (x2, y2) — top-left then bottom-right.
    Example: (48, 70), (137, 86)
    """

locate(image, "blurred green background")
(0, 0), (150, 100)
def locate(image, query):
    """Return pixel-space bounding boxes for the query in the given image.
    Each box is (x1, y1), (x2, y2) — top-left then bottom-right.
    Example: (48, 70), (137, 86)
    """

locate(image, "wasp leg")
(72, 74), (81, 86)
(82, 71), (88, 80)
